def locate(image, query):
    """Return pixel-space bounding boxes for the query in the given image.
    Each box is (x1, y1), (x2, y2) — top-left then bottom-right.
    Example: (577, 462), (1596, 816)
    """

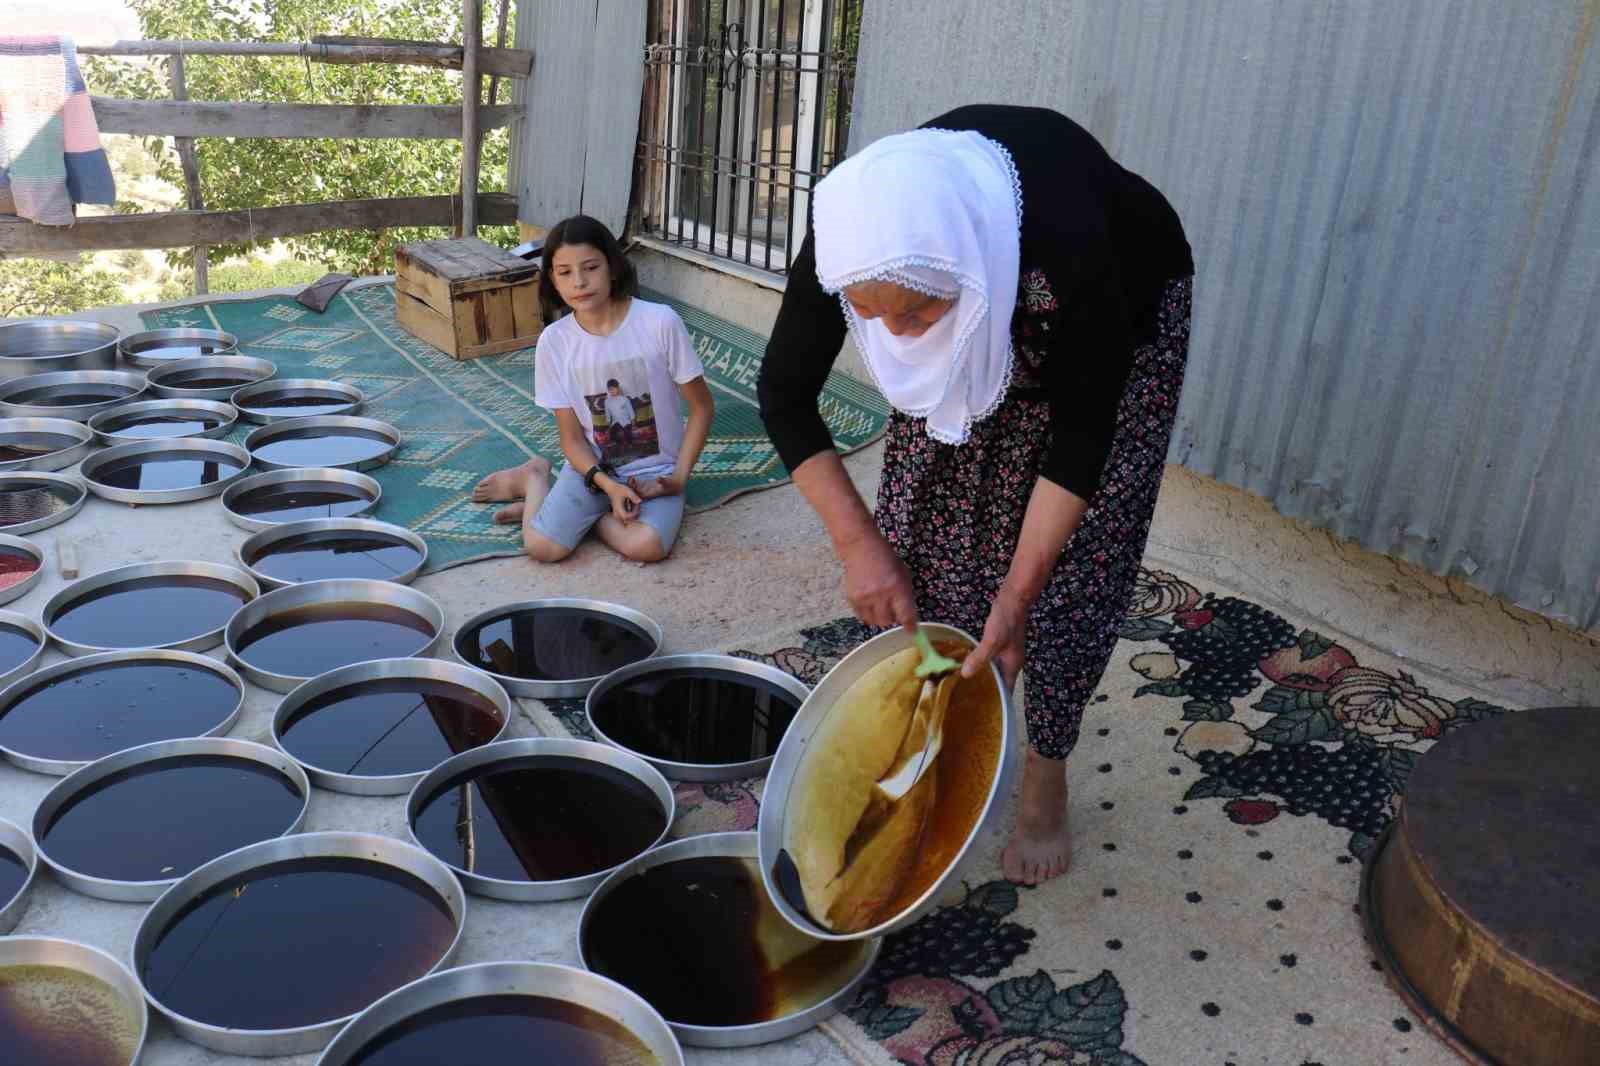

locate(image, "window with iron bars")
(638, 0), (862, 277)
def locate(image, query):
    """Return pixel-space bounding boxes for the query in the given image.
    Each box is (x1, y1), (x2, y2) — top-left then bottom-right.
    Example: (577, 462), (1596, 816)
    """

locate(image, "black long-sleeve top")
(757, 104), (1194, 501)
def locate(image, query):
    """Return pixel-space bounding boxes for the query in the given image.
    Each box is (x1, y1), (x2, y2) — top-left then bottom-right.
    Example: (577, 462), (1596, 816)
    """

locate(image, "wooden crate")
(394, 236), (543, 360)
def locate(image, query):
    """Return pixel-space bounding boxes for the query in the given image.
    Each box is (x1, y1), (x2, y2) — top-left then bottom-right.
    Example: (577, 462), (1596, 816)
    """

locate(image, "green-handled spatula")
(912, 627), (959, 678)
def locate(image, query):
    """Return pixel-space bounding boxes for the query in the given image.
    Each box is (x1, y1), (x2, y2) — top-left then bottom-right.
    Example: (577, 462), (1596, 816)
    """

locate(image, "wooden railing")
(0, 12), (532, 294)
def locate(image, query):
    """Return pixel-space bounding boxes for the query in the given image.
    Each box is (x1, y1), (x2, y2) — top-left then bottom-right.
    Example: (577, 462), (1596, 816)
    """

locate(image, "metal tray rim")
(131, 830), (467, 1057)
(79, 437), (254, 505)
(403, 736), (677, 901)
(0, 647), (246, 776)
(119, 328), (238, 369)
(449, 597), (665, 699)
(43, 559), (260, 656)
(220, 467), (383, 532)
(0, 320), (122, 380)
(0, 608), (46, 689)
(0, 814), (39, 934)
(0, 533), (46, 607)
(271, 657), (512, 795)
(144, 354), (276, 400)
(0, 416), (97, 473)
(0, 369), (148, 420)
(236, 516), (428, 590)
(577, 830), (882, 1048)
(584, 653), (811, 782)
(0, 470), (88, 535)
(30, 737), (312, 902)
(244, 415), (402, 473)
(315, 961), (687, 1066)
(755, 622), (1019, 942)
(223, 578), (445, 693)
(0, 935), (149, 1064)
(230, 378), (364, 424)
(87, 397), (239, 446)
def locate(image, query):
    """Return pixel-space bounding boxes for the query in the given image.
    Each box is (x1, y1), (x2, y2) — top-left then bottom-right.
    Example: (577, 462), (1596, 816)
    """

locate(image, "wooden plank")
(481, 287), (517, 345)
(395, 291), (463, 357)
(516, 0), (597, 229)
(76, 39), (534, 79)
(0, 193), (519, 253)
(92, 98), (521, 140)
(511, 283), (543, 338)
(169, 53), (208, 295)
(461, 0), (483, 236)
(460, 335), (536, 359)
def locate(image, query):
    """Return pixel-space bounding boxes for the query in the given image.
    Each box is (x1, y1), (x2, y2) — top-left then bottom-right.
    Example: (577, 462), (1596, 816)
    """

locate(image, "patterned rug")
(531, 565), (1516, 1066)
(139, 282), (889, 572)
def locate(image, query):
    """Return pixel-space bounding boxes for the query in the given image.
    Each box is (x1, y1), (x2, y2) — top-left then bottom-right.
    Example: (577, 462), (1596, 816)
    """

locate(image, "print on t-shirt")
(585, 358), (658, 467)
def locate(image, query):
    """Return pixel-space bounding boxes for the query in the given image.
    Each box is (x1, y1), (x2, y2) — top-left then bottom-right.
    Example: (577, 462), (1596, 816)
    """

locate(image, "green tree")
(0, 257), (123, 318)
(86, 0), (517, 277)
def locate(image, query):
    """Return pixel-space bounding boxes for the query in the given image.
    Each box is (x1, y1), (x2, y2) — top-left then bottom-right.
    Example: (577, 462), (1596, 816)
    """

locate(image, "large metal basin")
(756, 622), (1019, 941)
(0, 320), (121, 379)
(0, 936), (148, 1064)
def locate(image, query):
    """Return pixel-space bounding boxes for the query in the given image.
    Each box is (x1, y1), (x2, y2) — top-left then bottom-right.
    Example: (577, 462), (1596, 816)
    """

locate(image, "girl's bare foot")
(493, 501), (526, 525)
(473, 456), (551, 502)
(1002, 748), (1071, 886)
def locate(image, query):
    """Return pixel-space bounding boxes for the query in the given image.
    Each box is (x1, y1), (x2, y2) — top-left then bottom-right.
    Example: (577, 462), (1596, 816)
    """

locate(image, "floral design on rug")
(848, 881), (1145, 1066)
(1121, 568), (1513, 858)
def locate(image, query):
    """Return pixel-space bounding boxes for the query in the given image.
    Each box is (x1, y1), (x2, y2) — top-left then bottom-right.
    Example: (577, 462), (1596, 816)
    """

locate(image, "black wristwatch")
(583, 462), (616, 494)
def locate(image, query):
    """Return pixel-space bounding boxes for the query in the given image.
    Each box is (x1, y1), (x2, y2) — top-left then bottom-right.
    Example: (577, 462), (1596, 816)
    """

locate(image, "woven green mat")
(140, 281), (887, 572)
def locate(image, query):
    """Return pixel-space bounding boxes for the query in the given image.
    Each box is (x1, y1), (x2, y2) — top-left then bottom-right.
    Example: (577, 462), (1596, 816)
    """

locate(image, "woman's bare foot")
(493, 501), (526, 525)
(1002, 748), (1071, 886)
(473, 456), (550, 502)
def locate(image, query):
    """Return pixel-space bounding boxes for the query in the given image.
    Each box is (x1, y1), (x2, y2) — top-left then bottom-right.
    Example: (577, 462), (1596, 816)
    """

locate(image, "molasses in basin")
(758, 623), (1018, 940)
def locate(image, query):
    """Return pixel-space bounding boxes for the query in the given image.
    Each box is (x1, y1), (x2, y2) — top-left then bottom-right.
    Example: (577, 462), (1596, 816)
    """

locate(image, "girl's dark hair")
(538, 214), (639, 321)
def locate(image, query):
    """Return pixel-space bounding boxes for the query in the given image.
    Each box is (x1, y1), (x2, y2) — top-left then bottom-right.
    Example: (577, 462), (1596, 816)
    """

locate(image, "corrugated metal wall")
(848, 1), (1600, 632)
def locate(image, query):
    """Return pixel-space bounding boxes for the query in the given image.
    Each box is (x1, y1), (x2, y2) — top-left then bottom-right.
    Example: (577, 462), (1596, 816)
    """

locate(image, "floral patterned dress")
(875, 269), (1193, 759)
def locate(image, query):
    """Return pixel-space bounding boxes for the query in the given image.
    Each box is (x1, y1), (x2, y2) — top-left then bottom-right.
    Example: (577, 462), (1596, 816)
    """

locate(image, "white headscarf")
(812, 128), (1022, 445)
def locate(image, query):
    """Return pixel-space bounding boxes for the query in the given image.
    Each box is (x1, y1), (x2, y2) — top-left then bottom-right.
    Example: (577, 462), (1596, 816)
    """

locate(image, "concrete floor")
(3, 290), (1595, 1064)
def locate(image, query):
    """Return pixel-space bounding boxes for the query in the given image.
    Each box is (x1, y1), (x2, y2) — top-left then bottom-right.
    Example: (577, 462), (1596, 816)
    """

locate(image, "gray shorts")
(529, 462), (685, 554)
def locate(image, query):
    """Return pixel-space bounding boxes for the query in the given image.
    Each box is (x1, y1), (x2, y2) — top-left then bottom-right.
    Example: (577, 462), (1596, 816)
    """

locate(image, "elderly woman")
(757, 104), (1193, 885)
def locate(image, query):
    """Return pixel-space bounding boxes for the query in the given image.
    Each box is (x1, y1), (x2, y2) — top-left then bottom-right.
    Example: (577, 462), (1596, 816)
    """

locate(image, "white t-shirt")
(533, 298), (705, 479)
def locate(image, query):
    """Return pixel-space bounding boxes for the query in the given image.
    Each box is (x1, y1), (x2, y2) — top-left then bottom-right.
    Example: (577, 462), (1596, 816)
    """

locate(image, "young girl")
(473, 215), (714, 563)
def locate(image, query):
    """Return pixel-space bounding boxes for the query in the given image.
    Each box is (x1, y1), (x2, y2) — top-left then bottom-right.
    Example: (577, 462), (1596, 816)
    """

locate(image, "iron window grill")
(638, 0), (862, 276)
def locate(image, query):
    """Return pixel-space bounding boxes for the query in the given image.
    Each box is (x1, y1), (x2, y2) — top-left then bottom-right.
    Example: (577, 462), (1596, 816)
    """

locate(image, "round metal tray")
(0, 319), (121, 380)
(451, 598), (664, 699)
(31, 737), (311, 902)
(132, 831), (467, 1057)
(316, 961), (686, 1066)
(0, 534), (45, 607)
(404, 737), (675, 902)
(79, 437), (253, 505)
(237, 517), (427, 590)
(0, 936), (148, 1064)
(579, 831), (881, 1048)
(43, 559), (259, 656)
(119, 327), (238, 369)
(757, 622), (1018, 941)
(0, 471), (88, 535)
(231, 378), (364, 423)
(272, 657), (512, 795)
(245, 414), (402, 472)
(586, 653), (811, 782)
(145, 354), (276, 400)
(220, 467), (383, 531)
(0, 815), (39, 934)
(88, 397), (238, 446)
(0, 369), (147, 421)
(224, 578), (445, 692)
(0, 609), (46, 689)
(0, 648), (245, 775)
(0, 416), (96, 472)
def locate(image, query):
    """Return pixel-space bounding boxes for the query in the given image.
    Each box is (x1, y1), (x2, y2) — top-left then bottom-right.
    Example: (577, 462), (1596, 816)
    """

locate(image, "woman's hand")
(963, 587), (1029, 687)
(840, 530), (918, 631)
(604, 479), (643, 523)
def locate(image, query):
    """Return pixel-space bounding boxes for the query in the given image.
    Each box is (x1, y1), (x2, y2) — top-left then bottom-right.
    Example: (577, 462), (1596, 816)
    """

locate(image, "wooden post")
(487, 0), (511, 106)
(169, 52), (208, 294)
(459, 0), (482, 236)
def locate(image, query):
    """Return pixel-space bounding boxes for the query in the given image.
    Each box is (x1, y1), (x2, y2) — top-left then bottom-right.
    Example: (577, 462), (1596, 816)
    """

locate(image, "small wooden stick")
(57, 539), (79, 579)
